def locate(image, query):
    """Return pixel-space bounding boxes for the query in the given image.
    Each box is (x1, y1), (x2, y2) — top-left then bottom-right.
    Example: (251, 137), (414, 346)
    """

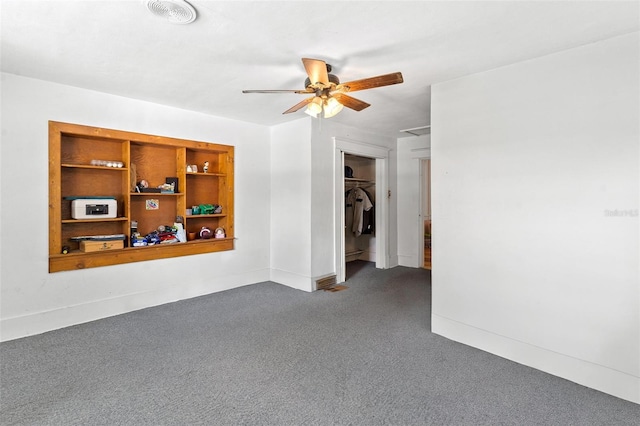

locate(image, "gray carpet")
(1, 261), (638, 425)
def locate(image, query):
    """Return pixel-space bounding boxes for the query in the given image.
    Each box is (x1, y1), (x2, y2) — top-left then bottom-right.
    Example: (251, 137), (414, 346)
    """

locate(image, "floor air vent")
(316, 275), (337, 290)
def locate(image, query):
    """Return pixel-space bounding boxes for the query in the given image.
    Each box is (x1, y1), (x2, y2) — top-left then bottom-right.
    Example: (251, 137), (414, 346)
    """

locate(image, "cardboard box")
(80, 240), (124, 252)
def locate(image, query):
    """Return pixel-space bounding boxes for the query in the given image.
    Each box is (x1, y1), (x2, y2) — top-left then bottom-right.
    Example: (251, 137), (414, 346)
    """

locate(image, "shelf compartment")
(60, 134), (128, 167)
(130, 195), (179, 235)
(60, 191), (126, 221)
(130, 143), (178, 190)
(186, 149), (227, 175)
(61, 168), (127, 200)
(60, 221), (129, 252)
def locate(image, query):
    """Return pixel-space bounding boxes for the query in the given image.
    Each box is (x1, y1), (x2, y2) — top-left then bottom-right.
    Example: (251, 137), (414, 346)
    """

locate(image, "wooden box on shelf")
(80, 240), (125, 252)
(49, 121), (235, 273)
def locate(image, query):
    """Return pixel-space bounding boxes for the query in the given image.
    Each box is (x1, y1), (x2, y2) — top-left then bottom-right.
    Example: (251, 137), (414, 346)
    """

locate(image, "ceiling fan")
(242, 58), (404, 118)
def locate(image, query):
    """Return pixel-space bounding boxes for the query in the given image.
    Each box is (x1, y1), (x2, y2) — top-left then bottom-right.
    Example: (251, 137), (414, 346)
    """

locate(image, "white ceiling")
(2, 1), (638, 138)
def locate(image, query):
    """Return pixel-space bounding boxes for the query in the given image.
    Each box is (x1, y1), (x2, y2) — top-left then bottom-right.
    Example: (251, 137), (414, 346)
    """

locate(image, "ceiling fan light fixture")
(323, 97), (344, 118)
(305, 97), (323, 117)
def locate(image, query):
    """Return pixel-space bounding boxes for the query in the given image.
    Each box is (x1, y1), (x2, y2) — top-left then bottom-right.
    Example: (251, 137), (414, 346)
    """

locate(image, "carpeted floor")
(1, 261), (638, 425)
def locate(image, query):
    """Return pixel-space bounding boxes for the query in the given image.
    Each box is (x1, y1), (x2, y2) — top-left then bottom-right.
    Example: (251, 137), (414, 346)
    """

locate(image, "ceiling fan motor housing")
(305, 73), (340, 90)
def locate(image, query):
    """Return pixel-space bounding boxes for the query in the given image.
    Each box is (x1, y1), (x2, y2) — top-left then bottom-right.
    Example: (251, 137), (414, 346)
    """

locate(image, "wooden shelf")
(187, 172), (226, 177)
(130, 192), (183, 196)
(49, 121), (235, 272)
(49, 238), (235, 272)
(62, 164), (129, 171)
(62, 217), (128, 224)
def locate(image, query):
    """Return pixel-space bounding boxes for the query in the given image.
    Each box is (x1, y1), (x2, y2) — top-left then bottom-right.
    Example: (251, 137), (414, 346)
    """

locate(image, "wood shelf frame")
(49, 121), (235, 272)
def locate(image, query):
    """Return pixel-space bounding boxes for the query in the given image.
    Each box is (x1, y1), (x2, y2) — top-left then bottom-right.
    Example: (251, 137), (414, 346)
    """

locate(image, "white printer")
(71, 198), (117, 219)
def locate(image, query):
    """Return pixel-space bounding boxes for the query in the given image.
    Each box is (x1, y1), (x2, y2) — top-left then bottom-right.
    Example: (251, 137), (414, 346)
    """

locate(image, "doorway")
(334, 137), (390, 284)
(344, 153), (377, 278)
(421, 159), (431, 270)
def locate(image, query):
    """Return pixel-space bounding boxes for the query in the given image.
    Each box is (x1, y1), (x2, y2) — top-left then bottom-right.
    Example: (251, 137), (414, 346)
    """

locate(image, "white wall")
(310, 119), (338, 279)
(0, 73), (272, 341)
(397, 134), (430, 267)
(431, 33), (639, 403)
(269, 119), (314, 291)
(268, 118), (399, 291)
(314, 120), (399, 273)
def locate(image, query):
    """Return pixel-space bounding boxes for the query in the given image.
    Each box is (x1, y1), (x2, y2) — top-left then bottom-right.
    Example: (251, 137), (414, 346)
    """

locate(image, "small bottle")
(130, 221), (138, 246)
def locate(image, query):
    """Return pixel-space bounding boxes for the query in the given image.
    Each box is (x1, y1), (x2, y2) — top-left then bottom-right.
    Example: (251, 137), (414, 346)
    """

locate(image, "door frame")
(411, 148), (431, 268)
(334, 137), (390, 283)
(418, 159), (431, 268)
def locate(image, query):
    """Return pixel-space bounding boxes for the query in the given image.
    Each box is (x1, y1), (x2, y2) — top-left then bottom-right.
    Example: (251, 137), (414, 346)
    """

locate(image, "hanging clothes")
(345, 190), (355, 235)
(361, 188), (375, 235)
(346, 187), (373, 237)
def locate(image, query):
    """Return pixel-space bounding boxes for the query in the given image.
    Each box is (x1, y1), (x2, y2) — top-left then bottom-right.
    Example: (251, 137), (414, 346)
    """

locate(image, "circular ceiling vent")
(145, 0), (197, 24)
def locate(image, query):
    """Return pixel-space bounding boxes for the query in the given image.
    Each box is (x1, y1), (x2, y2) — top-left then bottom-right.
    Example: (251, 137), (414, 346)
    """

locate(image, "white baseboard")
(362, 250), (376, 262)
(0, 268), (271, 342)
(397, 253), (418, 268)
(432, 314), (640, 404)
(269, 268), (314, 292)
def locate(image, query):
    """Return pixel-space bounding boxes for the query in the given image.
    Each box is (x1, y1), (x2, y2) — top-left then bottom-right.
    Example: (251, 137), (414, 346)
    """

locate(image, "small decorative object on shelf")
(91, 159), (124, 168)
(158, 182), (174, 193)
(199, 204), (215, 214)
(131, 220), (138, 246)
(203, 161), (209, 173)
(199, 226), (213, 239)
(164, 177), (178, 193)
(215, 227), (226, 238)
(135, 179), (148, 193)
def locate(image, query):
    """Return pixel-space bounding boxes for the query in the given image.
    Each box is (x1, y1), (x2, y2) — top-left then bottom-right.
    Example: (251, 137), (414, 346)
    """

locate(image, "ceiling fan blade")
(333, 93), (370, 111)
(340, 72), (404, 92)
(283, 97), (316, 114)
(302, 58), (329, 86)
(242, 89), (313, 94)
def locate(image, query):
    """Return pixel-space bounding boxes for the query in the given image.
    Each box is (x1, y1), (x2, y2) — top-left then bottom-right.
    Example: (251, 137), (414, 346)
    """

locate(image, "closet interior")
(344, 154), (376, 267)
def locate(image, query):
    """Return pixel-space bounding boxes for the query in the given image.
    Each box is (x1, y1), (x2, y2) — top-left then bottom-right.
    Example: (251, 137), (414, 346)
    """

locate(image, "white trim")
(411, 147), (431, 159)
(433, 314), (640, 404)
(335, 149), (346, 283)
(270, 268), (314, 292)
(418, 159), (425, 268)
(333, 136), (390, 157)
(397, 254), (418, 267)
(1, 268), (271, 342)
(374, 157), (389, 268)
